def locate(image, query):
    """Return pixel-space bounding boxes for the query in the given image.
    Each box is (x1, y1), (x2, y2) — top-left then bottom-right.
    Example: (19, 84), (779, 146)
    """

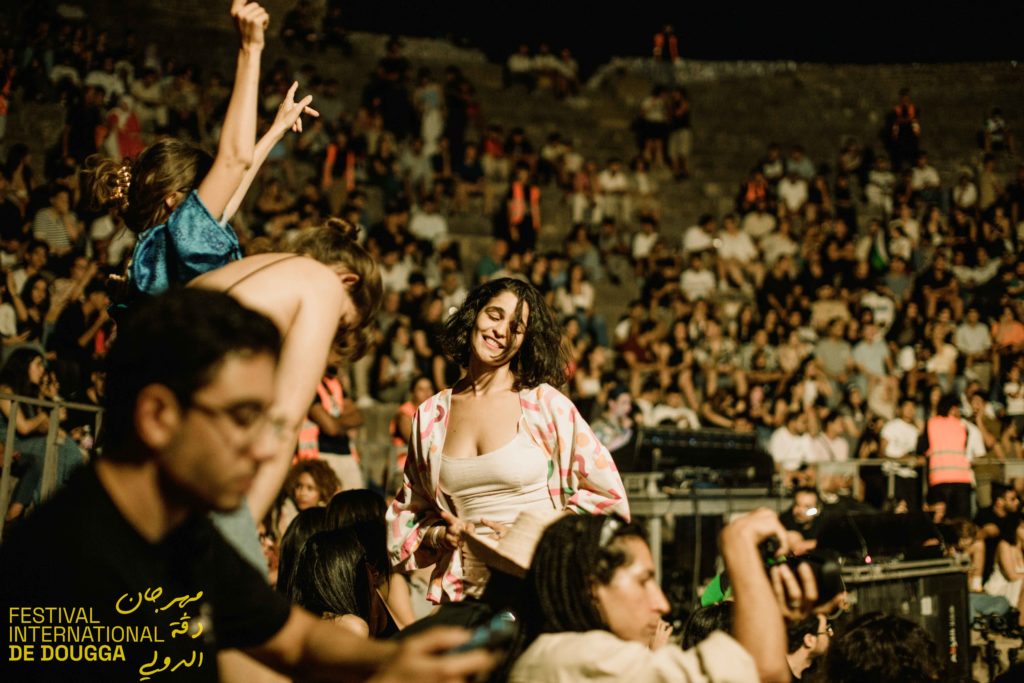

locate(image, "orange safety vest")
(296, 376), (356, 462)
(509, 182), (541, 228)
(389, 401), (417, 472)
(926, 416), (971, 486)
(323, 144), (356, 191)
(652, 32), (679, 61)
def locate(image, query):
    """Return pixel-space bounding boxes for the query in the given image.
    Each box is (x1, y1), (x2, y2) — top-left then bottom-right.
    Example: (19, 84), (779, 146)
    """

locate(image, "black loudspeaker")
(837, 559), (971, 682)
(625, 427), (774, 487)
(817, 511), (946, 564)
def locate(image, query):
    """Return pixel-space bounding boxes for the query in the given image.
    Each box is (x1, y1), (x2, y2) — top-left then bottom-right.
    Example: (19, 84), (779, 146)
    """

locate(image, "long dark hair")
(0, 348), (43, 397)
(289, 528), (373, 626)
(20, 274), (49, 314)
(325, 489), (390, 585)
(439, 278), (570, 390)
(276, 507), (327, 598)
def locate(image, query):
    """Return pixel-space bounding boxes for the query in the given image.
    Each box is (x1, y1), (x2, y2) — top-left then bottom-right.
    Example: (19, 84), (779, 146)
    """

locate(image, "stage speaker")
(837, 558), (971, 682)
(624, 427), (774, 487)
(817, 511), (946, 563)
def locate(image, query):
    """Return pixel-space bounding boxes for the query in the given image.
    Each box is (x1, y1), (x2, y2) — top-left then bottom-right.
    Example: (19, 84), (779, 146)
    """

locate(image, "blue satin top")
(129, 191), (242, 295)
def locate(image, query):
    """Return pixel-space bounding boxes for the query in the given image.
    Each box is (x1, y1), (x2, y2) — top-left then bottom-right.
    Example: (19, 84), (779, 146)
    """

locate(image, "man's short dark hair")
(826, 612), (943, 682)
(100, 289), (282, 458)
(787, 614), (819, 654)
(793, 486), (819, 500)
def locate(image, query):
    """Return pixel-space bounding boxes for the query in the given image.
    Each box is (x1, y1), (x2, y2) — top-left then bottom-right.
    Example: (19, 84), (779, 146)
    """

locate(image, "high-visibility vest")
(926, 416), (971, 486)
(652, 32), (679, 61)
(295, 376), (349, 462)
(509, 182), (541, 228)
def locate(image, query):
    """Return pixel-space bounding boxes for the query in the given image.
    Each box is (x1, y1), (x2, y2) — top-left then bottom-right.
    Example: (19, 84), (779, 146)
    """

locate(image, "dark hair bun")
(82, 154), (133, 213)
(324, 217), (359, 241)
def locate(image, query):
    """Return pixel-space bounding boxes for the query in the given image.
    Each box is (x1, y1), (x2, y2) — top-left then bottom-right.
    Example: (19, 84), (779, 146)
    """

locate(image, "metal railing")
(0, 392), (103, 541)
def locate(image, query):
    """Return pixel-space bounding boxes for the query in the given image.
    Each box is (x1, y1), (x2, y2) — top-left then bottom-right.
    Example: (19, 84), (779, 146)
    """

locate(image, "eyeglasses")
(190, 398), (290, 444)
(818, 623), (834, 637)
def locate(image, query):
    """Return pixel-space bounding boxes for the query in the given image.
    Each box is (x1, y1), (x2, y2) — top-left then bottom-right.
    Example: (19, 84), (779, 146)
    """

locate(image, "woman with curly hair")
(386, 277), (630, 604)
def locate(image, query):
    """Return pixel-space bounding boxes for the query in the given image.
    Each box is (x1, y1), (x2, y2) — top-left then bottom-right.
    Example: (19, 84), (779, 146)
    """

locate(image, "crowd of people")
(0, 1), (1022, 681)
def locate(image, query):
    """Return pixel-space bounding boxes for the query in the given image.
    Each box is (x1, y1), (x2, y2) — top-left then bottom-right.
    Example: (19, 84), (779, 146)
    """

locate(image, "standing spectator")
(879, 398), (923, 509)
(596, 158), (630, 225)
(887, 87), (920, 171)
(920, 395), (972, 520)
(502, 162), (541, 254)
(667, 87), (692, 180)
(504, 44), (534, 91)
(651, 24), (680, 86)
(639, 86), (668, 169)
(48, 280), (109, 391)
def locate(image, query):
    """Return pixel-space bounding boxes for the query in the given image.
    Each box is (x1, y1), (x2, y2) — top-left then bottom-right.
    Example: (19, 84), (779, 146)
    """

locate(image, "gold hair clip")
(111, 161), (132, 208)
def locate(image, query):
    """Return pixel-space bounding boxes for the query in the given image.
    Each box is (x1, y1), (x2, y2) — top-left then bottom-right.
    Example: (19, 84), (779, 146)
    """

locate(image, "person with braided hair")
(508, 510), (839, 683)
(82, 0), (317, 298)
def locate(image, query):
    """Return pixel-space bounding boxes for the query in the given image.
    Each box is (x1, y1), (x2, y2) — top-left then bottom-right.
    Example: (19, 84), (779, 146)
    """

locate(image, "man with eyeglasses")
(785, 614), (832, 681)
(0, 289), (492, 683)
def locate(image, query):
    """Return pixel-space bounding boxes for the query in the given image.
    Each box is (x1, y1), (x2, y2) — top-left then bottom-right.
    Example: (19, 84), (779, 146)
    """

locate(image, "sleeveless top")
(439, 421), (555, 598)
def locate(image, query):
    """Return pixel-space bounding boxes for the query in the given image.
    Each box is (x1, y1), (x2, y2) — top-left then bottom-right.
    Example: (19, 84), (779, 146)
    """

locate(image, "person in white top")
(769, 411), (815, 486)
(597, 158), (632, 225)
(680, 253), (717, 302)
(682, 214), (716, 256)
(408, 196), (450, 249)
(715, 214), (764, 294)
(510, 509), (841, 683)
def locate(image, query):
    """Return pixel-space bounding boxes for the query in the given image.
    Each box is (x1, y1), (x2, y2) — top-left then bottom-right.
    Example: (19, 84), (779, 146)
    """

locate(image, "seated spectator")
(769, 411), (815, 484)
(590, 385), (635, 456)
(504, 44), (534, 91)
(715, 213), (763, 294)
(453, 142), (488, 214)
(679, 252), (716, 302)
(0, 348), (85, 520)
(275, 507), (327, 597)
(510, 510), (829, 683)
(289, 528), (385, 637)
(983, 517), (1024, 626)
(596, 158), (631, 225)
(825, 612), (943, 683)
(981, 107), (1016, 156)
(278, 459), (342, 537)
(31, 185), (80, 260)
(408, 195), (449, 253)
(975, 482), (1021, 586)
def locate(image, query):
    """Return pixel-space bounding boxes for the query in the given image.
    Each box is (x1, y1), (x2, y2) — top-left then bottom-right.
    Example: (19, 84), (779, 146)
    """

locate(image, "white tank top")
(439, 422), (555, 597)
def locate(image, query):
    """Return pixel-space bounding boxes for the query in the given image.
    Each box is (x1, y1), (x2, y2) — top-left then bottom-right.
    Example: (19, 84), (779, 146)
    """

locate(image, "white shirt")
(881, 419), (920, 457)
(597, 170), (629, 194)
(911, 165), (941, 190)
(777, 177), (809, 213)
(768, 427), (814, 471)
(380, 261), (412, 294)
(717, 230), (758, 263)
(682, 225), (714, 254)
(632, 231), (659, 260)
(964, 420), (985, 460)
(741, 211), (777, 241)
(408, 210), (449, 246)
(680, 268), (716, 301)
(955, 322), (992, 355)
(808, 434), (849, 463)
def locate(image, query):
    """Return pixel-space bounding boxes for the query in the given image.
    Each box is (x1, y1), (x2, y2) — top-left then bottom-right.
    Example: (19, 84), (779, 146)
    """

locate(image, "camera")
(759, 536), (846, 606)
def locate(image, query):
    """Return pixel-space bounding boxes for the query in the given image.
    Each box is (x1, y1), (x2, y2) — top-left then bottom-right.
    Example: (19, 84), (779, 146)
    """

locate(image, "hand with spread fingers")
(272, 81), (319, 136)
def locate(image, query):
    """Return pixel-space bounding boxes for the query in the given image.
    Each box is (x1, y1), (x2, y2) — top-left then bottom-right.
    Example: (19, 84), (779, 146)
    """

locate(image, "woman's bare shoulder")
(189, 253), (335, 291)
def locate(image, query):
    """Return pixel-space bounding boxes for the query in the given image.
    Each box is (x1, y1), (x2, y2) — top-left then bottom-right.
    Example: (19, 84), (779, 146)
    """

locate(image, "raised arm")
(196, 0), (268, 220)
(222, 81), (318, 222)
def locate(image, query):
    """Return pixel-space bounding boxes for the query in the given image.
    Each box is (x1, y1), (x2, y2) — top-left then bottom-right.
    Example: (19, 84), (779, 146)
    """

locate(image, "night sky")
(343, 1), (1024, 79)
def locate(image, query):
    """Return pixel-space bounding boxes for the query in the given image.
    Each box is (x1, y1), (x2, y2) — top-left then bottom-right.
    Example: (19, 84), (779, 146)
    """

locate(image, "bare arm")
(196, 1), (267, 221)
(222, 81), (318, 222)
(247, 607), (492, 683)
(721, 509), (796, 683)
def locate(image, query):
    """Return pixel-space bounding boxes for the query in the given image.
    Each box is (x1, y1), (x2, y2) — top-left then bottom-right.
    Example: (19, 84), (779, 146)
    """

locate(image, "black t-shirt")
(0, 466), (291, 682)
(779, 508), (824, 540)
(49, 302), (91, 366)
(973, 507), (1020, 582)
